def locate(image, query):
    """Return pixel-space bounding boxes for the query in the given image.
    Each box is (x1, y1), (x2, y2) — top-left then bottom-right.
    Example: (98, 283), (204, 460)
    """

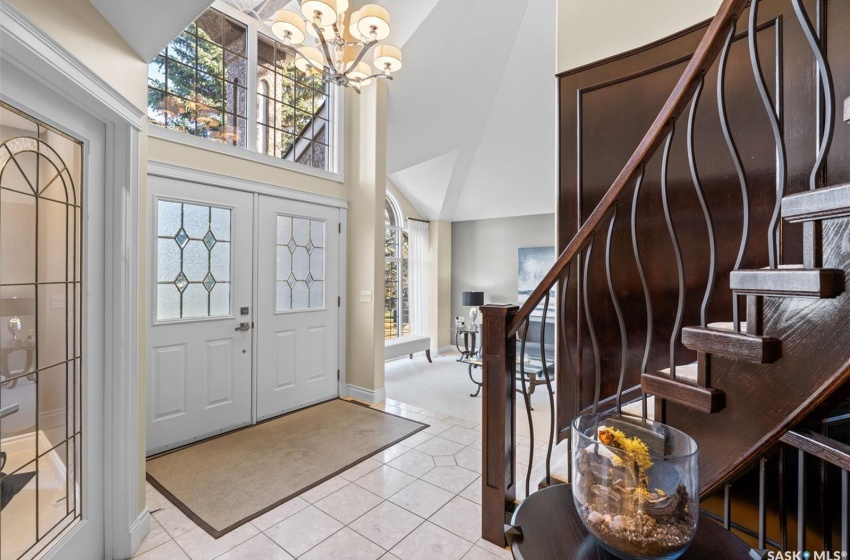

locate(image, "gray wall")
(451, 213), (556, 328)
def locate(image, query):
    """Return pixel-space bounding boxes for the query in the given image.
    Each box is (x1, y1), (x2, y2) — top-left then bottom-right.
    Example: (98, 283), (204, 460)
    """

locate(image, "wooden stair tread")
(682, 326), (781, 363)
(659, 361), (700, 381)
(707, 321), (747, 331)
(782, 182), (850, 223)
(730, 266), (844, 298)
(642, 365), (725, 414)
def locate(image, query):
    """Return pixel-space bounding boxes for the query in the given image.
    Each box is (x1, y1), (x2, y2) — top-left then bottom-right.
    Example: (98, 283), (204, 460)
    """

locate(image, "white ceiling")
(89, 0), (214, 62)
(90, 0), (557, 222)
(386, 0), (557, 222)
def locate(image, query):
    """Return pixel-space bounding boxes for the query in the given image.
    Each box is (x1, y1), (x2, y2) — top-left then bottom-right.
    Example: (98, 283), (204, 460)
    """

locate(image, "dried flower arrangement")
(574, 422), (697, 559)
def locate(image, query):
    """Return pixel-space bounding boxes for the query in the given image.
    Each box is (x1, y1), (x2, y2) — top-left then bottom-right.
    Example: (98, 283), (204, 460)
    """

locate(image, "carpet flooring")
(146, 399), (427, 538)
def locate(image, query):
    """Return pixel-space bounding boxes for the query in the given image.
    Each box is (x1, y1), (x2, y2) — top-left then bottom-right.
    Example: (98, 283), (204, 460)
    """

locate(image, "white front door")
(147, 177), (254, 454)
(256, 196), (340, 420)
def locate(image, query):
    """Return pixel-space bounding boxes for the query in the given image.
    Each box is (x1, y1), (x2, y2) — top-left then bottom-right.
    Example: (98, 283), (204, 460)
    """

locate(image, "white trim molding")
(129, 510), (151, 555)
(340, 384), (387, 405)
(1, 2), (145, 559)
(0, 3), (142, 128)
(147, 160), (348, 210)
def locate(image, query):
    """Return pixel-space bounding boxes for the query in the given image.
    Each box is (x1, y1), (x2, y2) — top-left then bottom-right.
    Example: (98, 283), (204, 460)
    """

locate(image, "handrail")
(508, 0), (749, 337)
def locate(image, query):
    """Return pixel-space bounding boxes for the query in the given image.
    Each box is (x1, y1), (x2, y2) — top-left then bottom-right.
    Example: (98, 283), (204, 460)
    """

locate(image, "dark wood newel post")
(480, 304), (518, 547)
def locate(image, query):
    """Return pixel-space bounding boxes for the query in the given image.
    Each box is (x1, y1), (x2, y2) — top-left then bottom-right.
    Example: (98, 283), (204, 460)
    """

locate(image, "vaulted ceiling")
(91, 0), (557, 222)
(385, 0), (556, 222)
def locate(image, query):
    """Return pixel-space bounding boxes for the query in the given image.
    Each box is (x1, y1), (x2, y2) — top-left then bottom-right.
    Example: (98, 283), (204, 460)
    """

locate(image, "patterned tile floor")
(134, 398), (557, 560)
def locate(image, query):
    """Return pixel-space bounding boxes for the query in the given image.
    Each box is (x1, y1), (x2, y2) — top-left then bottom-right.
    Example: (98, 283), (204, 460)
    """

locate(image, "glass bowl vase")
(572, 413), (699, 560)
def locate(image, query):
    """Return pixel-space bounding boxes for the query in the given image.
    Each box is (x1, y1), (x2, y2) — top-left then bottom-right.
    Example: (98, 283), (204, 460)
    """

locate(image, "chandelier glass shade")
(269, 0), (402, 92)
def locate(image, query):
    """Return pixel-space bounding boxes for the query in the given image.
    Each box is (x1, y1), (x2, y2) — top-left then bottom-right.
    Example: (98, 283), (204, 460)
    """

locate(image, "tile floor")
(135, 397), (557, 560)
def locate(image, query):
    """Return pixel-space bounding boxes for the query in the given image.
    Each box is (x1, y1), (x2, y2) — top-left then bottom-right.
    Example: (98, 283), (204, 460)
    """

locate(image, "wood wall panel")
(556, 0), (835, 436)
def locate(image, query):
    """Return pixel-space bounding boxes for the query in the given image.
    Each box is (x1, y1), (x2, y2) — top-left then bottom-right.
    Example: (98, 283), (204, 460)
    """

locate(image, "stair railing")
(480, 0), (751, 546)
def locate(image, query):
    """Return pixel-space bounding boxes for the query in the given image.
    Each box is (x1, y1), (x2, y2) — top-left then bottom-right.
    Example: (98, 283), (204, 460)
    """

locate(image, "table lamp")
(462, 291), (484, 324)
(2, 297), (35, 341)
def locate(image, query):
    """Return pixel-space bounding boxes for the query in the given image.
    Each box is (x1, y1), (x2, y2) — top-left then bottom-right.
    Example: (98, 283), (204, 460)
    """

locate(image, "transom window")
(385, 195), (409, 339)
(147, 9), (248, 147)
(257, 36), (332, 169)
(147, 4), (338, 175)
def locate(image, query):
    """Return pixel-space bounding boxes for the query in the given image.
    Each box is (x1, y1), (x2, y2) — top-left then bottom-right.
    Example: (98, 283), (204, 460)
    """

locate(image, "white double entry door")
(146, 176), (341, 455)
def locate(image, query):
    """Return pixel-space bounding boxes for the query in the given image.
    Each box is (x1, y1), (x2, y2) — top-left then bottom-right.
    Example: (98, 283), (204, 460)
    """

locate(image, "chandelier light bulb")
(357, 4), (391, 42)
(295, 46), (325, 73)
(373, 44), (402, 73)
(271, 10), (306, 45)
(300, 0), (338, 26)
(336, 0), (349, 14)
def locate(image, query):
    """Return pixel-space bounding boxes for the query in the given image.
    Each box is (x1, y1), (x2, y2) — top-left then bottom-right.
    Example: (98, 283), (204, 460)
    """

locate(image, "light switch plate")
(359, 291), (372, 303)
(50, 295), (66, 309)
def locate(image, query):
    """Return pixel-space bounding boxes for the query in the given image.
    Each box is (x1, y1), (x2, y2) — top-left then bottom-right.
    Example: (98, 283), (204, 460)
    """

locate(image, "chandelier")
(270, 0), (403, 92)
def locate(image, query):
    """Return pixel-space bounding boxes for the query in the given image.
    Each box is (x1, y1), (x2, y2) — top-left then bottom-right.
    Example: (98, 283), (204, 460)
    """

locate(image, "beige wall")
(428, 221), (452, 350)
(7, 0), (147, 109)
(557, 0), (721, 73)
(345, 81), (388, 394)
(146, 139), (349, 201)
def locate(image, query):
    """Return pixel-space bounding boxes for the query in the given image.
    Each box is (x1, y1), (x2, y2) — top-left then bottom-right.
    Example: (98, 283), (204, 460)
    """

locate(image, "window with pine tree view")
(147, 6), (335, 172)
(257, 36), (332, 169)
(148, 9), (248, 147)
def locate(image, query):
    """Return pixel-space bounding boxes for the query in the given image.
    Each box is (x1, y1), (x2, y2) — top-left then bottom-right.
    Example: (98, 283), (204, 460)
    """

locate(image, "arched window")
(385, 194), (409, 339)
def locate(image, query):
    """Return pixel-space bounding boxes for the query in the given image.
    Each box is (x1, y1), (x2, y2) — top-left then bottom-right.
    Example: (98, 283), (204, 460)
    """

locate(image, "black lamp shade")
(462, 291), (484, 306)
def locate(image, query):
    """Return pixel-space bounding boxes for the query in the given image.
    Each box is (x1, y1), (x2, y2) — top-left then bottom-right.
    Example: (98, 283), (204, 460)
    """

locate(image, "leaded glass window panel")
(156, 200), (232, 320)
(276, 215), (324, 311)
(257, 35), (333, 171)
(147, 8), (248, 147)
(0, 101), (83, 560)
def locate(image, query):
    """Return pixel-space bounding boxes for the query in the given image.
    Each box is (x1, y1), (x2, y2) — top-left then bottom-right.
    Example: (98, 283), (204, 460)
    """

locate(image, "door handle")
(234, 322), (251, 332)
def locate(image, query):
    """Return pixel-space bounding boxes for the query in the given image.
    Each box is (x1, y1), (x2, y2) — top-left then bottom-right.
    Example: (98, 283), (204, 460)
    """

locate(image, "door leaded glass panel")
(0, 101), (83, 560)
(156, 200), (232, 321)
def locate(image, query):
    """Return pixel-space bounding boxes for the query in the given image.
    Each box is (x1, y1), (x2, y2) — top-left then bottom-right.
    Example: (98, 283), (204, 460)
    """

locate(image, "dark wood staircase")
(479, 0), (850, 551)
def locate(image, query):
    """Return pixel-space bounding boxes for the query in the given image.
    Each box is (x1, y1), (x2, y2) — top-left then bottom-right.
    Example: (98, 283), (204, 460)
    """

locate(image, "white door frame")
(1, 3), (145, 559)
(145, 162), (349, 424)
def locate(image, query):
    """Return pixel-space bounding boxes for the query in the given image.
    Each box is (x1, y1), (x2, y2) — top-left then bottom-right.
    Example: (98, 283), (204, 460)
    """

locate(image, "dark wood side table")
(508, 484), (754, 560)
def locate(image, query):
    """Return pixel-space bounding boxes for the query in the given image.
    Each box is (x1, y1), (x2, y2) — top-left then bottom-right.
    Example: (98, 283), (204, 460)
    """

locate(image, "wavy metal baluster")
(687, 75), (717, 327)
(517, 318), (534, 498)
(660, 127), (684, 378)
(749, 0), (787, 268)
(631, 168), (652, 419)
(605, 205), (628, 412)
(583, 238), (601, 413)
(538, 292), (555, 487)
(718, 19), (749, 331)
(792, 0), (834, 192)
(559, 266), (575, 484)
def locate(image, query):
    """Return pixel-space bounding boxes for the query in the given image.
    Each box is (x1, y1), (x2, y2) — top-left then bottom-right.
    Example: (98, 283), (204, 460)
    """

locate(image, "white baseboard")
(129, 508), (151, 557)
(341, 384), (387, 404)
(433, 345), (454, 355)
